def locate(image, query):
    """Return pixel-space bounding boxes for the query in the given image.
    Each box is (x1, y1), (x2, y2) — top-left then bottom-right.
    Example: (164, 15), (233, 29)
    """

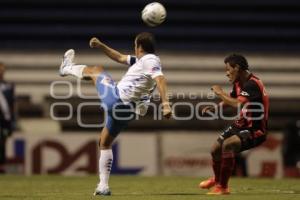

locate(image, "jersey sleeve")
(143, 58), (163, 79)
(237, 80), (261, 104)
(126, 55), (137, 66)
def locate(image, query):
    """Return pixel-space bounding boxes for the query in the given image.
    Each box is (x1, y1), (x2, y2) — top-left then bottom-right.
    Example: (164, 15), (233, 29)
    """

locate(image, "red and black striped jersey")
(230, 74), (269, 132)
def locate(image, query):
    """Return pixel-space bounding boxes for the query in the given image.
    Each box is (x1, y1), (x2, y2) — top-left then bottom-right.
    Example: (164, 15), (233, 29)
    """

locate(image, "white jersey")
(117, 54), (163, 114)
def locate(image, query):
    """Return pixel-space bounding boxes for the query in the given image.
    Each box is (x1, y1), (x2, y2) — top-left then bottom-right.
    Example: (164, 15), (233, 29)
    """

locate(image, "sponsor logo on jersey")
(240, 91), (250, 96)
(152, 66), (160, 72)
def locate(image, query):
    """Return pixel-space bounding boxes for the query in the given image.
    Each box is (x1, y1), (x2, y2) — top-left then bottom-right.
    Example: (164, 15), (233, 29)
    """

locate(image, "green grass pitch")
(0, 175), (299, 200)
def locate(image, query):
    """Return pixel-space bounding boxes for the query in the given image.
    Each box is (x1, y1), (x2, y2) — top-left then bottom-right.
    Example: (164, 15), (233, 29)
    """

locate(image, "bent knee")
(85, 65), (104, 75)
(222, 137), (241, 152)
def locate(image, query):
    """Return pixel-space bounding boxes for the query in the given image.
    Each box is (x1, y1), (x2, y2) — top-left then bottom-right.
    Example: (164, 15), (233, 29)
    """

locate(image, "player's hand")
(211, 85), (224, 96)
(89, 37), (102, 48)
(162, 103), (172, 119)
(201, 105), (215, 116)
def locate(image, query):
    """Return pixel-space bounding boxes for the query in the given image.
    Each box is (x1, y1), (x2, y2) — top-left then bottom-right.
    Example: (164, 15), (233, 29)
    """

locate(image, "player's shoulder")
(141, 54), (161, 69)
(246, 74), (264, 88)
(140, 54), (160, 62)
(249, 74), (261, 82)
(244, 79), (258, 88)
(244, 76), (261, 93)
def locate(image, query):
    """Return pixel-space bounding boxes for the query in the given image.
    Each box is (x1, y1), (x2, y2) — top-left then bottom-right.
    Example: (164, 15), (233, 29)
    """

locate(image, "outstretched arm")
(154, 75), (172, 118)
(211, 85), (241, 108)
(89, 37), (128, 65)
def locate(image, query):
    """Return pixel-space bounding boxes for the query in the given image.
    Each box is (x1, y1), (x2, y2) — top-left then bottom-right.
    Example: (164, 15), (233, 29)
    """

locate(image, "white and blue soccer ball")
(142, 2), (167, 27)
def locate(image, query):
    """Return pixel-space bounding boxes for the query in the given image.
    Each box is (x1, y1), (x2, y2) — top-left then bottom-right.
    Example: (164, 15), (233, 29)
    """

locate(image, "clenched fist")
(89, 37), (102, 48)
(211, 85), (224, 96)
(163, 103), (172, 119)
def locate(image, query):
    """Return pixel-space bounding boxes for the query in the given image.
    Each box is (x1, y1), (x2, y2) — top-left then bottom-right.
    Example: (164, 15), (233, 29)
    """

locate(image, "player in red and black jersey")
(199, 54), (269, 195)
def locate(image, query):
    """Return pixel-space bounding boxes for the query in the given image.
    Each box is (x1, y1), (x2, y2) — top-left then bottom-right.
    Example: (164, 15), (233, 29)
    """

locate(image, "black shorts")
(217, 125), (267, 152)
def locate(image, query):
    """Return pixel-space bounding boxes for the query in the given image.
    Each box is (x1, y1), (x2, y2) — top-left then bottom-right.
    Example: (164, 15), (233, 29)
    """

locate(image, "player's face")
(134, 39), (144, 58)
(225, 62), (239, 84)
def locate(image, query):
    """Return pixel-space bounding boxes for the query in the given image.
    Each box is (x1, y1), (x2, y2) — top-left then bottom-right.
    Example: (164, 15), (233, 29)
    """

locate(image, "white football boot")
(59, 49), (75, 77)
(93, 183), (111, 196)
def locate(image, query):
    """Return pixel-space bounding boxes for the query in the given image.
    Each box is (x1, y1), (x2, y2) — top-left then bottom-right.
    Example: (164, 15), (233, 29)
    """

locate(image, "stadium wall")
(6, 123), (284, 178)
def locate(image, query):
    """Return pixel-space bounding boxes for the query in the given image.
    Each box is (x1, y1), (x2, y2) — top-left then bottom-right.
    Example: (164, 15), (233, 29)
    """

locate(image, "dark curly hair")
(224, 54), (249, 70)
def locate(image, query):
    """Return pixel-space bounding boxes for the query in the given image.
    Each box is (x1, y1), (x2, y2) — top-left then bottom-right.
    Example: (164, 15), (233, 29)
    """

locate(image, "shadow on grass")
(112, 192), (203, 196)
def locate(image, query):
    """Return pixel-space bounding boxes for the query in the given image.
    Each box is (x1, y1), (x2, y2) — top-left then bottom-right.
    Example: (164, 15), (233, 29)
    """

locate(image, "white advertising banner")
(161, 131), (284, 178)
(161, 132), (215, 176)
(6, 132), (158, 176)
(246, 133), (283, 178)
(25, 133), (99, 175)
(116, 133), (159, 176)
(6, 131), (284, 177)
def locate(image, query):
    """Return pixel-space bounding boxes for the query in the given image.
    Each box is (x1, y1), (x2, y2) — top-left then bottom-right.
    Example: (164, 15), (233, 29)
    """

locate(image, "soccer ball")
(141, 2), (167, 27)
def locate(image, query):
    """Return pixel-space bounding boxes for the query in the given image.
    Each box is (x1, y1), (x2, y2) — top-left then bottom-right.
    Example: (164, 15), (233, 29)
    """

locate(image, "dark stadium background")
(1, 0), (300, 52)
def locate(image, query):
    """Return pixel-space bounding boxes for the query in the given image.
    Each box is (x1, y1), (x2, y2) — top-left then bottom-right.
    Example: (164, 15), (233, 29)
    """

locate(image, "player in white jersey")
(59, 32), (172, 196)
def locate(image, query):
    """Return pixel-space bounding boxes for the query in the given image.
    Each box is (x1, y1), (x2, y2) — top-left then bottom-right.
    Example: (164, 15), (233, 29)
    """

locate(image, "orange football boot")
(207, 184), (230, 195)
(198, 177), (216, 189)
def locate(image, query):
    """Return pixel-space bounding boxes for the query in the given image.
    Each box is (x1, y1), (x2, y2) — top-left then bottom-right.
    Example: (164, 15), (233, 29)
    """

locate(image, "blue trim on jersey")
(96, 72), (135, 137)
(129, 56), (137, 66)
